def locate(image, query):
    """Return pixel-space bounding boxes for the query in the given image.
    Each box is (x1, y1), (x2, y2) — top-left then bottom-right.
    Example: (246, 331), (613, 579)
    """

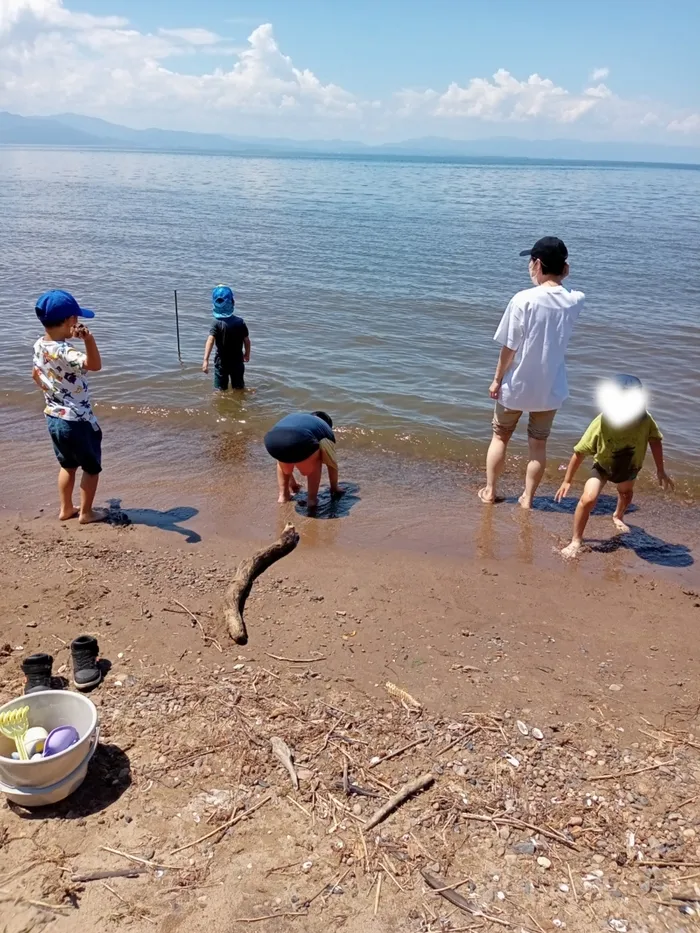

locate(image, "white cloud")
(0, 1), (363, 129)
(395, 71), (614, 125)
(0, 0), (697, 142)
(667, 113), (700, 133)
(158, 28), (222, 47)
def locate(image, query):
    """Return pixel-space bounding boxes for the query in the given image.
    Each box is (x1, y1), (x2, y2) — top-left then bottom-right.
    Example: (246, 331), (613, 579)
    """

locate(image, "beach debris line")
(224, 523), (300, 644)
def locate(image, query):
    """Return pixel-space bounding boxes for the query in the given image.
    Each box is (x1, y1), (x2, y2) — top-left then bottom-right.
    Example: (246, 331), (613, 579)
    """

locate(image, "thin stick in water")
(174, 289), (182, 362)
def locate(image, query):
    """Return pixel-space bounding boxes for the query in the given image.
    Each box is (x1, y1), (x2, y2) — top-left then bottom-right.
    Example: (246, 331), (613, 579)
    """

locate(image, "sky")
(1, 0), (700, 145)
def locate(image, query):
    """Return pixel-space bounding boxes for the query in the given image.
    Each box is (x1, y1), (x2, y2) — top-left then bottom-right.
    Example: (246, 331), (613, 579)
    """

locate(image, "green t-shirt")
(574, 413), (662, 483)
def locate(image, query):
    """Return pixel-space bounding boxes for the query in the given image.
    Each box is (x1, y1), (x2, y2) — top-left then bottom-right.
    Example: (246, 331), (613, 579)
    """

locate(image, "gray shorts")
(492, 403), (557, 441)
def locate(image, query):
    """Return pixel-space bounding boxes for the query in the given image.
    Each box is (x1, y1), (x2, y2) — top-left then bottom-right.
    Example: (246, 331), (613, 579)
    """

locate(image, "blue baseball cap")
(36, 289), (95, 326)
(212, 285), (235, 320)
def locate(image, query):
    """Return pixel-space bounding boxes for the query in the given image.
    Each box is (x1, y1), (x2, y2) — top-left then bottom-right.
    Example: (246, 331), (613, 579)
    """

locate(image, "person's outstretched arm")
(202, 335), (215, 373)
(649, 438), (674, 490)
(555, 452), (585, 501)
(243, 336), (251, 363)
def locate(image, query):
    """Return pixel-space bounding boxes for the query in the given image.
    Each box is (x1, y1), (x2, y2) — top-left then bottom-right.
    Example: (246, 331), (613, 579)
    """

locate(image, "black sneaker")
(71, 635), (102, 691)
(22, 653), (54, 694)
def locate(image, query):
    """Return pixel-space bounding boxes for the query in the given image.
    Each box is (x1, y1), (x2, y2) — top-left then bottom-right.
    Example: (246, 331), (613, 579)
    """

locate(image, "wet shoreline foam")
(1, 400), (697, 588)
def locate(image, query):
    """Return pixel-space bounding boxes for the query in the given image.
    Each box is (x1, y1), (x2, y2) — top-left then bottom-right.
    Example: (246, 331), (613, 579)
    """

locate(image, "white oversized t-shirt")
(493, 284), (585, 413)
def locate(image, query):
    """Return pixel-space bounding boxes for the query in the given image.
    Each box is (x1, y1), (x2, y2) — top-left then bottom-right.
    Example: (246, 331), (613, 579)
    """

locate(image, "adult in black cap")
(479, 237), (585, 508)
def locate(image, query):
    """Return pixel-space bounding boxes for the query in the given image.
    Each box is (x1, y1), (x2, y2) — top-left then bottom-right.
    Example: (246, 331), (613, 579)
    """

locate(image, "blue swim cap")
(212, 285), (235, 319)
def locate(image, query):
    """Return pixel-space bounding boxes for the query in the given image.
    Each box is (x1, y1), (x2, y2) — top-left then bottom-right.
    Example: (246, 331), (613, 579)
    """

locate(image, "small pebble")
(537, 856), (552, 869)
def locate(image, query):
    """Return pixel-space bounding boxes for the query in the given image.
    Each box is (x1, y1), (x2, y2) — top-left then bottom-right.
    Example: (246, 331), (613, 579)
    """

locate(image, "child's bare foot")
(561, 541), (583, 560)
(478, 487), (495, 504)
(307, 498), (318, 511)
(612, 516), (630, 534)
(79, 507), (109, 525)
(278, 492), (292, 503)
(518, 493), (533, 510)
(59, 507), (80, 521)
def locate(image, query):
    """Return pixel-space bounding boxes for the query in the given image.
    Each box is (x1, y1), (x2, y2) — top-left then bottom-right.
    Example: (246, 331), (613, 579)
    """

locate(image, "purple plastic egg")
(43, 726), (80, 757)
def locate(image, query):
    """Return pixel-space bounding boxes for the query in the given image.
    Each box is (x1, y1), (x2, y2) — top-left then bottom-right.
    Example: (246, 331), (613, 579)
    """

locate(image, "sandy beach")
(1, 444), (699, 931)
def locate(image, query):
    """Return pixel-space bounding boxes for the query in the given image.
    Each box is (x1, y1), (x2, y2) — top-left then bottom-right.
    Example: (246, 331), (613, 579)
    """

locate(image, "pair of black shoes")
(22, 635), (102, 695)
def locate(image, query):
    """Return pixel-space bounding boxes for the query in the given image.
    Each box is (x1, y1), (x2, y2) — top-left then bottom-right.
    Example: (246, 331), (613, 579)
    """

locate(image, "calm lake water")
(1, 147), (699, 493)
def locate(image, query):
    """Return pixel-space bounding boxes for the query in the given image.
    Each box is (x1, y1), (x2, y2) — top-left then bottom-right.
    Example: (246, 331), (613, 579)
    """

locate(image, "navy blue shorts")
(214, 358), (245, 391)
(264, 426), (319, 464)
(47, 417), (102, 475)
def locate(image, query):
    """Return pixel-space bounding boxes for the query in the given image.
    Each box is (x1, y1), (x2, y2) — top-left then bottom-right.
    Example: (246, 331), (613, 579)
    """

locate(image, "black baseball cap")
(519, 237), (568, 274)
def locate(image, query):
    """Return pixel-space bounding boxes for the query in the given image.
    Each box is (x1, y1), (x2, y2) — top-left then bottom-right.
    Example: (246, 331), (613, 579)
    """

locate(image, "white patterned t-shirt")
(32, 337), (98, 426)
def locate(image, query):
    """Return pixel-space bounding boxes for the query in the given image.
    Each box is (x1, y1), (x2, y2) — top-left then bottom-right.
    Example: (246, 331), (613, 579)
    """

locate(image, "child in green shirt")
(555, 374), (674, 559)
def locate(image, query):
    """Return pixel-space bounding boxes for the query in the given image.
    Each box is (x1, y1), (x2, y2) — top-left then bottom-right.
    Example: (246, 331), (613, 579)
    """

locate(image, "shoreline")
(3, 388), (700, 499)
(1, 403), (698, 589)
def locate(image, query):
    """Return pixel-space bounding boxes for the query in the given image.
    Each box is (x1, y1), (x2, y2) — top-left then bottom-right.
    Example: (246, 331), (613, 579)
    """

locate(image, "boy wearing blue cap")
(32, 290), (106, 524)
(202, 286), (250, 391)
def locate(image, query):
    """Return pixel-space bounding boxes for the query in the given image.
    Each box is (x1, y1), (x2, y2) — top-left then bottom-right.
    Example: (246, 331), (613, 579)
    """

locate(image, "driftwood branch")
(364, 772), (434, 831)
(224, 524), (300, 644)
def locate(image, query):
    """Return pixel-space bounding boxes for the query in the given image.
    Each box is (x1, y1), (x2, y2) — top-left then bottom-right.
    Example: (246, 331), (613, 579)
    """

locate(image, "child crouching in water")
(264, 411), (340, 510)
(555, 374), (674, 558)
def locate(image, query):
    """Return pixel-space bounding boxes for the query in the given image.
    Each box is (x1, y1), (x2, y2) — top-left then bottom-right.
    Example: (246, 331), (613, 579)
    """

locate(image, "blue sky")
(2, 0), (699, 144)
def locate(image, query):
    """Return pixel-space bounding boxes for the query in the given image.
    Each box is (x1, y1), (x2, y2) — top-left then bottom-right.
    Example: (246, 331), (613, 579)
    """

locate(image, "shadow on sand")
(106, 499), (201, 544)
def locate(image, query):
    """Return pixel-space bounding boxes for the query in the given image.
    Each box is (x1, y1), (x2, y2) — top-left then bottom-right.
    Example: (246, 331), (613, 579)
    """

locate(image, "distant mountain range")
(1, 110), (699, 166)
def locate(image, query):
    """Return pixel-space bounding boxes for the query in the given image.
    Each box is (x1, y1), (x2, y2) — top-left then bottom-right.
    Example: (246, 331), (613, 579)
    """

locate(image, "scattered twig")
(232, 912), (307, 923)
(99, 846), (180, 871)
(373, 871), (383, 916)
(428, 876), (474, 894)
(0, 888), (71, 914)
(224, 524), (300, 644)
(172, 598), (222, 652)
(639, 859), (700, 868)
(170, 795), (272, 855)
(333, 780), (381, 798)
(459, 813), (576, 850)
(266, 652), (327, 663)
(436, 726), (480, 756)
(286, 796), (313, 820)
(303, 868), (352, 909)
(369, 736), (428, 768)
(566, 862), (578, 903)
(364, 772), (435, 831)
(72, 868), (148, 883)
(421, 870), (511, 927)
(101, 883), (156, 925)
(587, 758), (675, 782)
